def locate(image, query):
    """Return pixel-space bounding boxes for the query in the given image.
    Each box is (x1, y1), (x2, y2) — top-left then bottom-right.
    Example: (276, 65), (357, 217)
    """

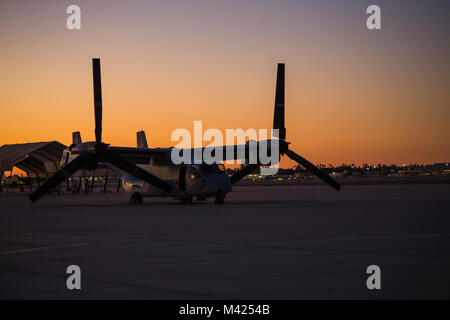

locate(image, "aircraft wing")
(108, 147), (170, 164)
(183, 140), (282, 163)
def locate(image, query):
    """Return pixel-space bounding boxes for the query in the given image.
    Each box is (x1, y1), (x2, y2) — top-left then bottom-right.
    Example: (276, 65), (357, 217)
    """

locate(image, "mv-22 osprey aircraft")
(29, 59), (340, 205)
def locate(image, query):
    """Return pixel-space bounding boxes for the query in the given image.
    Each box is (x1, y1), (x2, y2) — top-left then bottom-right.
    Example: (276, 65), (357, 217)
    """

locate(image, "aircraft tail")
(72, 131), (82, 145)
(137, 130), (148, 148)
(273, 63), (286, 140)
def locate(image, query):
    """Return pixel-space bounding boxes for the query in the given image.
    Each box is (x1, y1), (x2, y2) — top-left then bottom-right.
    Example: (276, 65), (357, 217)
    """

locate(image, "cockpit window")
(190, 167), (200, 180)
(200, 165), (216, 175)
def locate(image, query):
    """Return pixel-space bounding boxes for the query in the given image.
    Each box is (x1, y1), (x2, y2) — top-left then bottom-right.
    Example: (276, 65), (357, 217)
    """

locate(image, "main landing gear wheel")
(181, 194), (193, 204)
(215, 194), (225, 205)
(130, 192), (143, 204)
(196, 196), (206, 201)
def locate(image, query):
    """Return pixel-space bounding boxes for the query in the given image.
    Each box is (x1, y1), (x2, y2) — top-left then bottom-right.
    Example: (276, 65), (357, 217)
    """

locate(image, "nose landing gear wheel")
(181, 194), (193, 204)
(130, 192), (143, 204)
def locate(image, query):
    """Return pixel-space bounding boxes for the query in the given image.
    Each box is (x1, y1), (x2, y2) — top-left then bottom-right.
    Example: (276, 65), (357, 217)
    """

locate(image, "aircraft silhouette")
(29, 59), (340, 205)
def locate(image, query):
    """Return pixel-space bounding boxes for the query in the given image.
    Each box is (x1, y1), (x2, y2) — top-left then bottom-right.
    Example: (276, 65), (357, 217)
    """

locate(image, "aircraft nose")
(203, 174), (232, 194)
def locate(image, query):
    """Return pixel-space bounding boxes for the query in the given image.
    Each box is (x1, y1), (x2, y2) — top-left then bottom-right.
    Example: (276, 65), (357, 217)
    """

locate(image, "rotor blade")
(101, 148), (172, 193)
(229, 163), (260, 185)
(284, 149), (341, 191)
(92, 58), (102, 143)
(29, 152), (91, 203)
(273, 63), (286, 140)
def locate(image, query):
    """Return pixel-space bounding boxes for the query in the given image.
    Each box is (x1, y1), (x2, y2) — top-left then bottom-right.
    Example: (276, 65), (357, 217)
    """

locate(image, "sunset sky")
(0, 0), (449, 167)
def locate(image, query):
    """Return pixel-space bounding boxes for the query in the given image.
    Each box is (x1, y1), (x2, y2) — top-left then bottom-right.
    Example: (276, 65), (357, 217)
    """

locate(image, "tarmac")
(1, 184), (449, 299)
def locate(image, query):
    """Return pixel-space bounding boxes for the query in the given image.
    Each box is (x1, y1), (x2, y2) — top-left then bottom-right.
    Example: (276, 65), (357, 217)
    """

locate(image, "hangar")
(0, 141), (120, 194)
(0, 141), (66, 190)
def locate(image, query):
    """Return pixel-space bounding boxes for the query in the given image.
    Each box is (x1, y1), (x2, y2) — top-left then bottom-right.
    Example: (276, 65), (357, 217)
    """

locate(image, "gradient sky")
(0, 0), (449, 167)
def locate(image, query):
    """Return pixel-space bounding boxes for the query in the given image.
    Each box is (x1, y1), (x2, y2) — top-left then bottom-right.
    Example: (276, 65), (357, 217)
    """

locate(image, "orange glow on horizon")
(0, 1), (449, 167)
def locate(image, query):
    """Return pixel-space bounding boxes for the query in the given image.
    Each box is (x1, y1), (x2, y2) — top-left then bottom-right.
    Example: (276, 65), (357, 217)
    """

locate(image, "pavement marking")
(0, 239), (143, 256)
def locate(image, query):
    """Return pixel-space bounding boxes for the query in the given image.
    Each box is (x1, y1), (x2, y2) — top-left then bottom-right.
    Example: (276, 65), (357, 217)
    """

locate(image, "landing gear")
(215, 194), (225, 205)
(196, 195), (206, 201)
(181, 194), (193, 204)
(130, 192), (143, 204)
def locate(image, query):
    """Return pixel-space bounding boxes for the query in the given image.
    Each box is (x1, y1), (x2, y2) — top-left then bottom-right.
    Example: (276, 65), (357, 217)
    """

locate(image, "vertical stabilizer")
(137, 130), (148, 148)
(72, 131), (82, 145)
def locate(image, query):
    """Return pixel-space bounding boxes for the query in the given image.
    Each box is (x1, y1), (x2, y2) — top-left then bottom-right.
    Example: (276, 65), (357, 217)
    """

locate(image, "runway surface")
(1, 184), (449, 299)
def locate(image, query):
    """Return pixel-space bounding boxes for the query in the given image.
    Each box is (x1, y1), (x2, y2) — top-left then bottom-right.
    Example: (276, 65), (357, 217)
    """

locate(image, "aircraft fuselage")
(121, 163), (232, 201)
